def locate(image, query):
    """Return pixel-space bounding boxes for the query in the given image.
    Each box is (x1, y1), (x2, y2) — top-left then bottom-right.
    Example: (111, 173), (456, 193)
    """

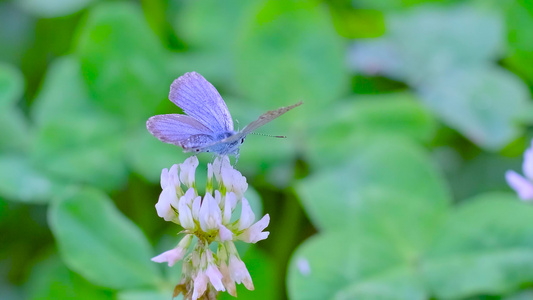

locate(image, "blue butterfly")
(147, 72), (302, 159)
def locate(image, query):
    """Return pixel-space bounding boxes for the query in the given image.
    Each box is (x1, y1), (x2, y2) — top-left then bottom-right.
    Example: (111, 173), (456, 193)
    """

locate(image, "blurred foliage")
(1, 0), (533, 299)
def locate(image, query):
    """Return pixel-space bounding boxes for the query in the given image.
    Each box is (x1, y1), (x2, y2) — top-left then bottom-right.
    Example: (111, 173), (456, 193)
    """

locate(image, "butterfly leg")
(234, 149), (240, 166)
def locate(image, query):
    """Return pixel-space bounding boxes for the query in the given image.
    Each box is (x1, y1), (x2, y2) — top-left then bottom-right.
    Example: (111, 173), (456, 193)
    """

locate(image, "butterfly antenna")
(251, 132), (287, 138)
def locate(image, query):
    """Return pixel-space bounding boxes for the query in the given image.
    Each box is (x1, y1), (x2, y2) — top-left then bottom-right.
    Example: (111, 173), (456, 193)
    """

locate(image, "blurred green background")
(2, 0), (533, 299)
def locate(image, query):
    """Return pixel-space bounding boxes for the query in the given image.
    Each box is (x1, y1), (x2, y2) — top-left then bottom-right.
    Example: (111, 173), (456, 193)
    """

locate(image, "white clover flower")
(506, 140), (533, 201)
(151, 155), (269, 299)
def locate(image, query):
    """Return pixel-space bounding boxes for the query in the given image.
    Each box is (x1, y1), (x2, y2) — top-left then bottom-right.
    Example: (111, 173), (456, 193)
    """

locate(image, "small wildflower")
(506, 140), (533, 201)
(151, 156), (268, 299)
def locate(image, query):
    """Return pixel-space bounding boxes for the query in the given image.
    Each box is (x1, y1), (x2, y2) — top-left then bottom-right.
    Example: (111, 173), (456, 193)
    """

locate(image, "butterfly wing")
(146, 114), (215, 149)
(210, 101), (303, 146)
(239, 101), (303, 136)
(169, 72), (233, 133)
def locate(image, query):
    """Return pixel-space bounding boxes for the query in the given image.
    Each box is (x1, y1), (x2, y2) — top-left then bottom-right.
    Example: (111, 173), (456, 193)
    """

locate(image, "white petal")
(169, 164), (180, 187)
(218, 224), (233, 241)
(228, 255), (254, 291)
(178, 196), (194, 229)
(239, 214), (270, 243)
(212, 156), (223, 183)
(207, 163), (214, 182)
(506, 170), (533, 200)
(222, 193), (233, 224)
(199, 193), (222, 232)
(160, 168), (169, 189)
(151, 247), (185, 267)
(226, 192), (237, 211)
(181, 188), (196, 206)
(524, 141), (533, 181)
(192, 196), (201, 220)
(192, 271), (208, 300)
(155, 187), (179, 222)
(180, 156), (199, 188)
(237, 198), (255, 231)
(219, 262), (236, 296)
(206, 264), (226, 292)
(231, 170), (248, 199)
(215, 190), (222, 206)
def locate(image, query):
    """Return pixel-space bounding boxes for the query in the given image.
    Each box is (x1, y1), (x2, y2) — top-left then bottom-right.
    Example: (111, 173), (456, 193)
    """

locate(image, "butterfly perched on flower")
(147, 72), (302, 159)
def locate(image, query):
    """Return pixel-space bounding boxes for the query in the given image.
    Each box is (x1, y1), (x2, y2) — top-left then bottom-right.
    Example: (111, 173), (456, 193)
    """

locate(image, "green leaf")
(126, 125), (186, 183)
(419, 66), (531, 150)
(505, 290), (533, 300)
(174, 0), (253, 50)
(31, 57), (93, 126)
(30, 57), (128, 191)
(117, 290), (177, 300)
(26, 255), (113, 300)
(0, 62), (24, 108)
(355, 0), (452, 11)
(49, 187), (162, 290)
(235, 0), (349, 108)
(504, 1), (533, 83)
(0, 107), (31, 152)
(76, 2), (171, 123)
(307, 93), (437, 167)
(0, 155), (62, 203)
(287, 232), (427, 300)
(350, 5), (505, 82)
(16, 0), (94, 17)
(298, 136), (451, 231)
(388, 5), (504, 79)
(422, 193), (533, 299)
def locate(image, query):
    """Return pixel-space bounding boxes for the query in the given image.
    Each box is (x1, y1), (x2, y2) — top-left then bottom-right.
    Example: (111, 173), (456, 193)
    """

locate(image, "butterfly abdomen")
(181, 134), (215, 150)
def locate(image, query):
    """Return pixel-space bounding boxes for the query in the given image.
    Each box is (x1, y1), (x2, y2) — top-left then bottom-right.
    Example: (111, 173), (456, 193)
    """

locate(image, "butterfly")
(147, 72), (302, 160)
